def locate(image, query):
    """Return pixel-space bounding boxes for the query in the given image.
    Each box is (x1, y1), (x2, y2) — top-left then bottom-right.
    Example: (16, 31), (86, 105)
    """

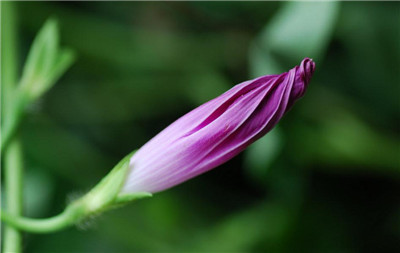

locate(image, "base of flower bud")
(0, 151), (152, 233)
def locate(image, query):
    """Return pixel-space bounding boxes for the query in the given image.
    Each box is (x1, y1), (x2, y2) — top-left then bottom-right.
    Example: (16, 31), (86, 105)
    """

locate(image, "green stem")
(1, 2), (24, 252)
(1, 98), (25, 151)
(0, 151), (152, 234)
(1, 203), (85, 234)
(3, 141), (24, 251)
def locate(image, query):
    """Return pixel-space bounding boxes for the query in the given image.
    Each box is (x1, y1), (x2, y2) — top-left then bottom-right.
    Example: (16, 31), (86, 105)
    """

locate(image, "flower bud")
(122, 58), (315, 194)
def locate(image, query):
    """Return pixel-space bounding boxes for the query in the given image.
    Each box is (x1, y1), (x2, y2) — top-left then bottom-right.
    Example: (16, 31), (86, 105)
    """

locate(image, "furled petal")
(122, 58), (315, 193)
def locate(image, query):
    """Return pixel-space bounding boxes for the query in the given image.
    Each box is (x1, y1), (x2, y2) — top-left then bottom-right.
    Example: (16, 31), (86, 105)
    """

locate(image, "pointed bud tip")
(301, 57), (316, 85)
(289, 58), (316, 102)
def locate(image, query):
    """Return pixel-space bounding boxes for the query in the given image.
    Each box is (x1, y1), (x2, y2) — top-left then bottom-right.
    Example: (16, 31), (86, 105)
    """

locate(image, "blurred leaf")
(327, 2), (400, 124)
(18, 3), (238, 73)
(1, 18), (75, 148)
(19, 18), (75, 102)
(20, 19), (59, 85)
(294, 86), (400, 174)
(249, 1), (339, 76)
(46, 47), (75, 89)
(185, 202), (292, 252)
(264, 2), (339, 61)
(318, 111), (399, 172)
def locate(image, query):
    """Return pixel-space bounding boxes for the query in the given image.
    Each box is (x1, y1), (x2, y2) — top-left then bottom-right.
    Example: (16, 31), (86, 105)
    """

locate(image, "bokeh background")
(1, 1), (399, 252)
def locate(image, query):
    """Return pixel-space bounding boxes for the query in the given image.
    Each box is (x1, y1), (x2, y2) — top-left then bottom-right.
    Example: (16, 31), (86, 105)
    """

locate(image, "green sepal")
(0, 150), (152, 234)
(115, 192), (153, 204)
(77, 150), (151, 215)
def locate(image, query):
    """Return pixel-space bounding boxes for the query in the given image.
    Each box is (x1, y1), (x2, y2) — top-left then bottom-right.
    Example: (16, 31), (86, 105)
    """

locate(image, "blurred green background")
(1, 1), (399, 252)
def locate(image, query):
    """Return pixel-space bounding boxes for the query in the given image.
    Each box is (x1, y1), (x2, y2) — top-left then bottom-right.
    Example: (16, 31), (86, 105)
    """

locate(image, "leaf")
(185, 202), (292, 252)
(249, 1), (340, 77)
(20, 19), (59, 87)
(45, 48), (76, 89)
(19, 18), (75, 102)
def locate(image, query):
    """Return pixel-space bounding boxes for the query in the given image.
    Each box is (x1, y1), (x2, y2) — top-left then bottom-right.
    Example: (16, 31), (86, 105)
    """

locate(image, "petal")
(122, 58), (315, 194)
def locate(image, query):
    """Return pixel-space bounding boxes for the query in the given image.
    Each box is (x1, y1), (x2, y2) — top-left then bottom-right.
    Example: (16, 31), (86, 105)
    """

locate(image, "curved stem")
(1, 204), (84, 234)
(0, 151), (151, 234)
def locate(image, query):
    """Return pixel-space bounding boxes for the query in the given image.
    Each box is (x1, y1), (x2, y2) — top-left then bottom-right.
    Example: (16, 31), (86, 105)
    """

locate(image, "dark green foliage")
(1, 2), (399, 252)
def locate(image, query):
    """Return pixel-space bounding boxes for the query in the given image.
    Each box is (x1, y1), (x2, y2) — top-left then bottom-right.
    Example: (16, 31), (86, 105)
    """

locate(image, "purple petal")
(122, 58), (315, 193)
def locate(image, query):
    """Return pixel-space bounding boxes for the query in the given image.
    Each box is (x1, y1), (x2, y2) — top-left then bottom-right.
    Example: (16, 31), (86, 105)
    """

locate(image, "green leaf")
(249, 1), (340, 77)
(1, 18), (75, 149)
(185, 202), (292, 252)
(47, 48), (75, 87)
(20, 19), (58, 87)
(19, 18), (75, 102)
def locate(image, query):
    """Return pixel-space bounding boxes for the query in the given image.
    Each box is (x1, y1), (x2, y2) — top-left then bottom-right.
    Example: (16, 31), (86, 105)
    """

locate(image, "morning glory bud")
(123, 58), (315, 194)
(0, 59), (315, 233)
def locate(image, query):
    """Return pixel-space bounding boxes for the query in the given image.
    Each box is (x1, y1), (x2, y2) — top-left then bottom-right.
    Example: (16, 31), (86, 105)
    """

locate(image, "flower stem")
(3, 141), (24, 251)
(0, 151), (152, 234)
(1, 203), (85, 234)
(1, 2), (24, 252)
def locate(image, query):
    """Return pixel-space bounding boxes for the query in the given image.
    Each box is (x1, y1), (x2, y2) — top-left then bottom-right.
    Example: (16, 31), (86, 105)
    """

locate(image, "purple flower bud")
(122, 58), (315, 194)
